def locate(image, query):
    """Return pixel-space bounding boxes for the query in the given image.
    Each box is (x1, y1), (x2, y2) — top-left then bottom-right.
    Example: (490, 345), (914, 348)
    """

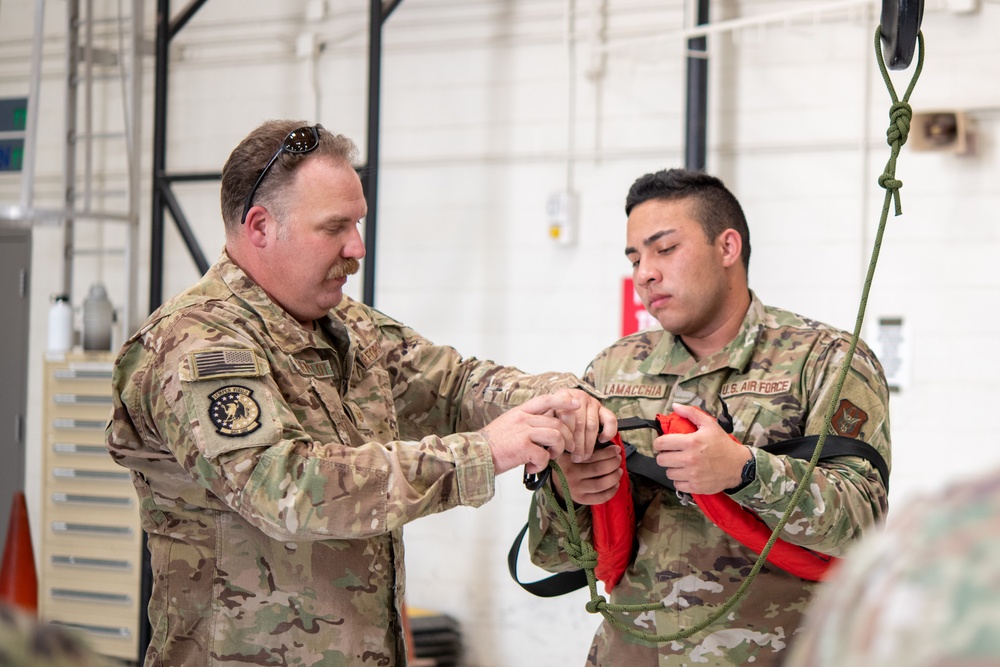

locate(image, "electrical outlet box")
(547, 190), (578, 246)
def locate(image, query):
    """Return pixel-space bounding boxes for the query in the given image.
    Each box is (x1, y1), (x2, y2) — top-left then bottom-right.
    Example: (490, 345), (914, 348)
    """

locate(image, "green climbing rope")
(542, 25), (925, 643)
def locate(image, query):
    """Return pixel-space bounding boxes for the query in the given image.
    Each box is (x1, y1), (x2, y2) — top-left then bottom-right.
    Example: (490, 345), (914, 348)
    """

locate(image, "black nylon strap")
(506, 522), (588, 597)
(625, 434), (889, 493)
(765, 434), (890, 493)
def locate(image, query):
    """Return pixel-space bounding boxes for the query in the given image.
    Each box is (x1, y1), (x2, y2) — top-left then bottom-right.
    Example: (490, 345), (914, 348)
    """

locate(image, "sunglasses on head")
(241, 124), (324, 224)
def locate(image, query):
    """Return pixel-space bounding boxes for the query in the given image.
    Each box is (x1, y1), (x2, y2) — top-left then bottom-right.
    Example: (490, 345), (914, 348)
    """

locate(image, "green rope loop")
(875, 28), (924, 215)
(539, 26), (924, 644)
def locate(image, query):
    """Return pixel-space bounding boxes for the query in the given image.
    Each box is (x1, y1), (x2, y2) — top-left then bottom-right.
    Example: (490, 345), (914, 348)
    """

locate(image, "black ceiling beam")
(685, 0), (709, 171)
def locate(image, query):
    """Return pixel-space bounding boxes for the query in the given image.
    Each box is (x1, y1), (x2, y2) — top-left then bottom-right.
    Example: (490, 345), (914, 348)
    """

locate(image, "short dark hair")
(220, 120), (359, 234)
(625, 168), (751, 272)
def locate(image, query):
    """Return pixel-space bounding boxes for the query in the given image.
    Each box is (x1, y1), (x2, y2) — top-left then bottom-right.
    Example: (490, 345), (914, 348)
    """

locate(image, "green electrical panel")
(0, 98), (28, 172)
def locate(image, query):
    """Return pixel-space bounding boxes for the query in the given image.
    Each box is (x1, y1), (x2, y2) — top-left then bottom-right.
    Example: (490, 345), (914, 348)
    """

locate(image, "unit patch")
(602, 382), (667, 399)
(832, 399), (868, 438)
(208, 385), (262, 437)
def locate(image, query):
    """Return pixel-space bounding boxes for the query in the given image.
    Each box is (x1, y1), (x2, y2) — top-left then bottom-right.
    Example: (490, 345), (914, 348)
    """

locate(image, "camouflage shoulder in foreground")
(0, 605), (113, 667)
(787, 468), (1000, 666)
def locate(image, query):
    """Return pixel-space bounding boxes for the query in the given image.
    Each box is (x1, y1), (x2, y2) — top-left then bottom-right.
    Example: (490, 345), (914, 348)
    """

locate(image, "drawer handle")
(52, 443), (108, 455)
(53, 393), (113, 405)
(49, 588), (132, 604)
(50, 621), (131, 638)
(51, 492), (133, 507)
(52, 418), (108, 430)
(52, 468), (130, 481)
(51, 555), (132, 570)
(51, 521), (133, 536)
(53, 368), (113, 380)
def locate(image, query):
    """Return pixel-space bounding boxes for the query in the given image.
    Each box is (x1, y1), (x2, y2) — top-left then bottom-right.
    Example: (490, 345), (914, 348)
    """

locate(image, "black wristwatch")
(726, 447), (757, 494)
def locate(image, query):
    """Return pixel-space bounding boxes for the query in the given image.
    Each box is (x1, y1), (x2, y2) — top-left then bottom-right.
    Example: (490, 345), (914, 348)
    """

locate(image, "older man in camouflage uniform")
(787, 467), (1000, 666)
(527, 169), (891, 666)
(107, 120), (615, 666)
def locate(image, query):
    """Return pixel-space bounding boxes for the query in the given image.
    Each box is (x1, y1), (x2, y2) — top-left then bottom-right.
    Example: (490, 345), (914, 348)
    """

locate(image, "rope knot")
(585, 598), (607, 614)
(878, 174), (903, 191)
(885, 101), (912, 149)
(566, 541), (597, 571)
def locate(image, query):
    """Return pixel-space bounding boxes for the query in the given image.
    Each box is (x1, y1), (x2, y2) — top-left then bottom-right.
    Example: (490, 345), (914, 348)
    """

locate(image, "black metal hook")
(880, 0), (924, 70)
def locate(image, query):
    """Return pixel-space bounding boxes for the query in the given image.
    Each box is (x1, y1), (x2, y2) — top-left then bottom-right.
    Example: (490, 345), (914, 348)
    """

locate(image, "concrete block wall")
(2, 1), (999, 664)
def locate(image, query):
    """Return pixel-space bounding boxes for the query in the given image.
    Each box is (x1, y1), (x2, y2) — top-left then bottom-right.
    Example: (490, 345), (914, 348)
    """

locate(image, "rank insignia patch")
(832, 399), (868, 439)
(208, 386), (262, 437)
(358, 340), (382, 370)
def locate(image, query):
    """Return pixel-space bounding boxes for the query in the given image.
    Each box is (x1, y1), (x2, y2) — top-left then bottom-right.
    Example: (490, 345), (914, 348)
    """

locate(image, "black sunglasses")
(241, 124), (323, 224)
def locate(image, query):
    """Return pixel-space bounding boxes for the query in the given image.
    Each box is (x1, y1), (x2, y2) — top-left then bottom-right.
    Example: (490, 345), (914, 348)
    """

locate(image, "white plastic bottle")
(82, 282), (114, 351)
(47, 294), (74, 353)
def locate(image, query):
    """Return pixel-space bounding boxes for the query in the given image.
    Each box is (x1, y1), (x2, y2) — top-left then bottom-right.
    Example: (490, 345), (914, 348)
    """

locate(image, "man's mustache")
(327, 258), (360, 281)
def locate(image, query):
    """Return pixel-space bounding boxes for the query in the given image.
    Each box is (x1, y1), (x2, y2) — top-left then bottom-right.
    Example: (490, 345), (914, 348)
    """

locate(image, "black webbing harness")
(508, 417), (888, 598)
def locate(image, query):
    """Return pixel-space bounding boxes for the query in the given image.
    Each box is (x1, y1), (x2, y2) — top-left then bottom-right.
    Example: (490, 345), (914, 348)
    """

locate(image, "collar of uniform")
(638, 290), (765, 378)
(316, 314), (356, 375)
(215, 249), (331, 354)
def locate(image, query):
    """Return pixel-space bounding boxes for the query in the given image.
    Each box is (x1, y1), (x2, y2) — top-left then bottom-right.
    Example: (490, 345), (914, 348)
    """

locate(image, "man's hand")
(652, 403), (751, 495)
(551, 388), (618, 463)
(550, 446), (623, 505)
(480, 394), (579, 475)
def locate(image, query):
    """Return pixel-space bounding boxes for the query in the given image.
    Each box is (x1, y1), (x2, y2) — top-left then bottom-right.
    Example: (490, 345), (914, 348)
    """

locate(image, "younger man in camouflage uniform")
(527, 169), (891, 666)
(107, 120), (615, 666)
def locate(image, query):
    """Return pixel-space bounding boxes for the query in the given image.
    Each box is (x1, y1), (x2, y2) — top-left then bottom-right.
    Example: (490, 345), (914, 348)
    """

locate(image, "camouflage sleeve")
(367, 308), (593, 440)
(526, 481), (594, 573)
(729, 336), (891, 556)
(526, 360), (603, 573)
(127, 311), (501, 542)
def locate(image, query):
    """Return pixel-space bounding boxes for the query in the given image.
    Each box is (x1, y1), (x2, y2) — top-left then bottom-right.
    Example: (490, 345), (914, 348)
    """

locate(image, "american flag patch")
(190, 348), (262, 380)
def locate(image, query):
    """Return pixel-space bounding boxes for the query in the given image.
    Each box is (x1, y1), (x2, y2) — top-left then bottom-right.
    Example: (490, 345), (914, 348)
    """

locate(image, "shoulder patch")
(190, 348), (262, 380)
(208, 386), (262, 437)
(832, 399), (868, 438)
(602, 382), (667, 399)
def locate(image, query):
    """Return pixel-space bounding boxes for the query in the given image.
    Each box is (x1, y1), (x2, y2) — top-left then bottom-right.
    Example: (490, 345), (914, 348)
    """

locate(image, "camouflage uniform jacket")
(528, 292), (891, 667)
(107, 251), (585, 667)
(786, 467), (1000, 666)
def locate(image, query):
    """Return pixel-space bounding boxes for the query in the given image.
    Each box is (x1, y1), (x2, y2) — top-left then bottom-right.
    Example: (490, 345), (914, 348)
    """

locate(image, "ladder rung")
(69, 131), (128, 142)
(71, 247), (126, 257)
(73, 46), (119, 66)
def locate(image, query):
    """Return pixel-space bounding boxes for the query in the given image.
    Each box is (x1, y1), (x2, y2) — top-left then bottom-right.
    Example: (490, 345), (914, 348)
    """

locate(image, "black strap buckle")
(523, 468), (550, 491)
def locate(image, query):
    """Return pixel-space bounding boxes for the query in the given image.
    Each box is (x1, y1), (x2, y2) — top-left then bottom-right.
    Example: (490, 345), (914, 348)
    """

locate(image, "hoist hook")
(880, 0), (924, 70)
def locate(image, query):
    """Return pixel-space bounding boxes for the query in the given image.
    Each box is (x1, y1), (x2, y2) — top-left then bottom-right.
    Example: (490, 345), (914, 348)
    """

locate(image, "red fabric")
(655, 412), (836, 581)
(589, 435), (634, 591)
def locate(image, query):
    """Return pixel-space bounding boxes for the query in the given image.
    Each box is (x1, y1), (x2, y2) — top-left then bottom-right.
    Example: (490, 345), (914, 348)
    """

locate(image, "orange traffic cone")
(0, 491), (38, 614)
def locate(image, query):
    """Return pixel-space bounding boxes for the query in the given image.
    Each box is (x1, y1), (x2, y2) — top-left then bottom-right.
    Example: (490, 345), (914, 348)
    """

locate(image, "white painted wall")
(2, 1), (999, 665)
